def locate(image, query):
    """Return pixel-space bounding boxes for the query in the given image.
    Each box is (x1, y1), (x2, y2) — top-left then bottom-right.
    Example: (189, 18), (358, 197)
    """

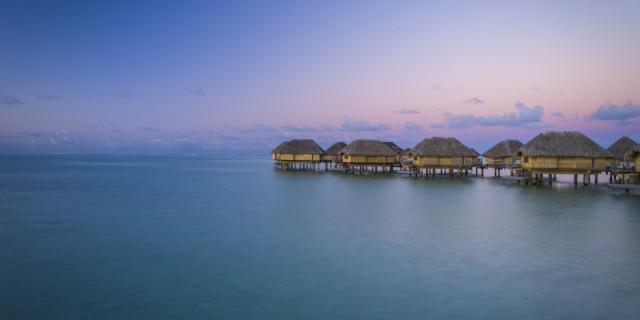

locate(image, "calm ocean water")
(1, 155), (639, 319)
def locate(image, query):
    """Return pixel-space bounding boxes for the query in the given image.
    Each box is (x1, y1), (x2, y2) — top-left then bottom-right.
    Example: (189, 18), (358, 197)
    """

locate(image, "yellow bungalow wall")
(272, 153), (322, 162)
(485, 157), (514, 165)
(636, 155), (640, 173)
(322, 155), (340, 162)
(519, 156), (609, 171)
(414, 156), (475, 167)
(341, 155), (396, 164)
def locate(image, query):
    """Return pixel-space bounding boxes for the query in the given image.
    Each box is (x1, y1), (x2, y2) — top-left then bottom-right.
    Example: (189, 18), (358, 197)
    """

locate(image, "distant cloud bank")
(394, 108), (420, 114)
(590, 102), (640, 124)
(463, 97), (484, 104)
(0, 94), (24, 105)
(403, 121), (423, 130)
(35, 93), (61, 100)
(438, 101), (544, 129)
(341, 118), (390, 132)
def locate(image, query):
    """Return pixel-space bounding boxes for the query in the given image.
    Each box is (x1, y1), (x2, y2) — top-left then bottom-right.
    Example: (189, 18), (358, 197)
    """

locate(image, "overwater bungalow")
(340, 139), (398, 174)
(483, 139), (523, 177)
(607, 136), (637, 171)
(409, 137), (477, 177)
(322, 141), (347, 169)
(516, 131), (613, 185)
(272, 139), (325, 171)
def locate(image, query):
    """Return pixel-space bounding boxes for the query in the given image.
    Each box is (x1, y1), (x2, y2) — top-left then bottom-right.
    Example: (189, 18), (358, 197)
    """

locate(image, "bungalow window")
(524, 156), (529, 163)
(344, 156), (349, 160)
(414, 157), (418, 161)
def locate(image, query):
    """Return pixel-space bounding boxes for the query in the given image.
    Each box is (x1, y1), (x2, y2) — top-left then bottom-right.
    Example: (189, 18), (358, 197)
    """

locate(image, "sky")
(1, 0), (639, 154)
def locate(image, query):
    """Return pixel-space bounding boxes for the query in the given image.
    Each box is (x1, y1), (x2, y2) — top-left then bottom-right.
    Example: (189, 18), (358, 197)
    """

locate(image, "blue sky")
(1, 0), (639, 154)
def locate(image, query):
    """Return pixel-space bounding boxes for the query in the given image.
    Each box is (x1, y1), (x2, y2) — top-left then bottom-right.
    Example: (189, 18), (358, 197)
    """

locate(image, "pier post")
(574, 174), (578, 186)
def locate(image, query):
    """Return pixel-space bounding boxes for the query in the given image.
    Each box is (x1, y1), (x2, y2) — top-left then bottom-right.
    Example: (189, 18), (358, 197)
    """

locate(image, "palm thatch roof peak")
(483, 139), (523, 158)
(340, 139), (397, 156)
(272, 139), (324, 154)
(518, 131), (611, 158)
(411, 137), (476, 157)
(324, 141), (347, 156)
(607, 136), (637, 160)
(383, 141), (403, 154)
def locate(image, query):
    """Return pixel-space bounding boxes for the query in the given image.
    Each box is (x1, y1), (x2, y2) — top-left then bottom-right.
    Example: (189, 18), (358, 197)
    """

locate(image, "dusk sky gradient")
(1, 0), (639, 154)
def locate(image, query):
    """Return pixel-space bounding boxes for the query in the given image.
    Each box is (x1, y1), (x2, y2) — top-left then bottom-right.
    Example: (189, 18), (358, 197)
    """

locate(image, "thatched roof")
(483, 139), (523, 158)
(470, 148), (480, 157)
(383, 141), (403, 154)
(272, 139), (324, 154)
(624, 145), (640, 159)
(340, 139), (397, 156)
(607, 136), (637, 160)
(411, 137), (476, 157)
(324, 142), (347, 156)
(518, 131), (611, 158)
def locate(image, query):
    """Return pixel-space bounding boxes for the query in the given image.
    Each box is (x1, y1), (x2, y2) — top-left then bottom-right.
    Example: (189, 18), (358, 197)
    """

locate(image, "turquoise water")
(1, 155), (639, 319)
